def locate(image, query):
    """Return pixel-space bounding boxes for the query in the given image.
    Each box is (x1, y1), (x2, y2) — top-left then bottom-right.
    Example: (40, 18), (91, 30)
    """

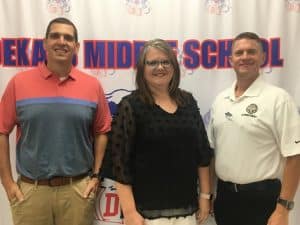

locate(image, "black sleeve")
(190, 95), (213, 167)
(109, 98), (136, 184)
(99, 131), (114, 180)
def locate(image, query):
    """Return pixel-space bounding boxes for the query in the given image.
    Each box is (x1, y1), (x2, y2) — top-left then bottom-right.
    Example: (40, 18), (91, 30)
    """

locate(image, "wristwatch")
(199, 193), (213, 200)
(277, 197), (294, 210)
(89, 173), (100, 180)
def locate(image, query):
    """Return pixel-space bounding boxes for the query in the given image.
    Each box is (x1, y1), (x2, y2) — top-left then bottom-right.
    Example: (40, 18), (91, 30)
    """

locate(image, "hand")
(209, 198), (214, 217)
(267, 205), (289, 225)
(123, 210), (145, 225)
(5, 181), (24, 203)
(197, 198), (210, 224)
(83, 177), (99, 198)
(209, 199), (215, 217)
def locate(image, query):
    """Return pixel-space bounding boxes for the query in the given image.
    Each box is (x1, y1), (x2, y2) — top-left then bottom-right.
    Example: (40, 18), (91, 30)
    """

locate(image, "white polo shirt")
(208, 75), (300, 184)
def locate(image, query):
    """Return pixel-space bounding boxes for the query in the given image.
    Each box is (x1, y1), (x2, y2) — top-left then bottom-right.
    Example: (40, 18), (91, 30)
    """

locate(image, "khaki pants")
(10, 176), (96, 225)
(144, 214), (197, 225)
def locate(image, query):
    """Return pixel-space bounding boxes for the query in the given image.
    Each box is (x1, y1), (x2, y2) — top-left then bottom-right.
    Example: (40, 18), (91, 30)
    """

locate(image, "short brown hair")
(45, 17), (78, 42)
(232, 32), (263, 51)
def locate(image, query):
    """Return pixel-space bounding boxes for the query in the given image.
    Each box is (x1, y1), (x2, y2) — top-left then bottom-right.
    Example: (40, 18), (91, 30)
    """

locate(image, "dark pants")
(214, 179), (281, 225)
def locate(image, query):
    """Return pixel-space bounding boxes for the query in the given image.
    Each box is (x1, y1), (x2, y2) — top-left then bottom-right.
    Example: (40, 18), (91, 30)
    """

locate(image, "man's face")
(229, 38), (265, 78)
(43, 23), (79, 64)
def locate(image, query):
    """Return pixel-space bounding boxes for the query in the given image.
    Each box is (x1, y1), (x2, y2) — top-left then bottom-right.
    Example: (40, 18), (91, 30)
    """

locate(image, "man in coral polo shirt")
(0, 17), (111, 225)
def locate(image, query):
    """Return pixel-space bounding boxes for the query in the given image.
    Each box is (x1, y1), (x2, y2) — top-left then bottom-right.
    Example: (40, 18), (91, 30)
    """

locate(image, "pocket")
(9, 196), (18, 206)
(10, 181), (35, 207)
(71, 176), (96, 200)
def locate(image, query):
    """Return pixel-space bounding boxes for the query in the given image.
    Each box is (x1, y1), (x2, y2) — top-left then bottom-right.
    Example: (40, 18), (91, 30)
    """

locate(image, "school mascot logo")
(205, 0), (231, 15)
(125, 0), (151, 16)
(47, 0), (71, 15)
(285, 0), (300, 12)
(105, 89), (132, 116)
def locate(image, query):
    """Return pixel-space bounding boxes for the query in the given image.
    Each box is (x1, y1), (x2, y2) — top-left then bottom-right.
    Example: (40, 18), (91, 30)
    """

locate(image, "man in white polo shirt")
(208, 32), (300, 225)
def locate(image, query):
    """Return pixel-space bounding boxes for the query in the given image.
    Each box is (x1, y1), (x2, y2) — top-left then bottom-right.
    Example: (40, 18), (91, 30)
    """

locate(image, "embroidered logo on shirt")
(242, 104), (258, 118)
(225, 112), (233, 121)
(246, 104), (258, 114)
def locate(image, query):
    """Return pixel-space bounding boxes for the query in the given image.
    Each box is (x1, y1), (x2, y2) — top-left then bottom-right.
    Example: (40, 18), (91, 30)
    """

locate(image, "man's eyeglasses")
(145, 60), (172, 69)
(48, 32), (75, 42)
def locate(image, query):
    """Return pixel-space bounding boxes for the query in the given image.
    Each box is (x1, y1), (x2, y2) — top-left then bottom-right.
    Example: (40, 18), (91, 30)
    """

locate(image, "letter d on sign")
(103, 193), (120, 217)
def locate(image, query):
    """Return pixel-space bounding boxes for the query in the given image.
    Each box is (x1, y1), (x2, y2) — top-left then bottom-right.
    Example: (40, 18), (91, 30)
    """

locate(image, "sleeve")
(274, 94), (300, 157)
(110, 98), (136, 184)
(93, 82), (112, 134)
(100, 131), (114, 179)
(191, 95), (213, 167)
(207, 104), (215, 149)
(0, 77), (17, 134)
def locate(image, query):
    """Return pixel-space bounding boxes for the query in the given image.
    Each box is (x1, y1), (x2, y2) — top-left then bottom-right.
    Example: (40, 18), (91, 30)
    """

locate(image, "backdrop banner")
(0, 1), (299, 225)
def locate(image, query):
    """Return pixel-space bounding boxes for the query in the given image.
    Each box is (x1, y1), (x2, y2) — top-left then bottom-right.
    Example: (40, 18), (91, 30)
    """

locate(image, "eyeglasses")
(48, 32), (75, 42)
(145, 60), (172, 69)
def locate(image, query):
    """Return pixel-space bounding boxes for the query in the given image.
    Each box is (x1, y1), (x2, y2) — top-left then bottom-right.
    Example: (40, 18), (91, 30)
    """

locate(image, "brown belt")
(20, 173), (88, 186)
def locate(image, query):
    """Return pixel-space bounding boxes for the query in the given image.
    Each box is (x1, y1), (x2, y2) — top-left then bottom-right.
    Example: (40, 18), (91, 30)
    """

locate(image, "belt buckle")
(233, 183), (238, 192)
(48, 177), (62, 186)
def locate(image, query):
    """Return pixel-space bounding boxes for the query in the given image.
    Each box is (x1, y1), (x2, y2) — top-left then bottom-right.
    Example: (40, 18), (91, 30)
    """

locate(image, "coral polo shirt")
(0, 63), (111, 179)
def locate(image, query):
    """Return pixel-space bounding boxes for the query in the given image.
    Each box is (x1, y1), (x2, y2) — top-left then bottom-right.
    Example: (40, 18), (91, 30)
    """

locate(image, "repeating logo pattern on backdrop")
(205, 0), (231, 15)
(125, 0), (151, 16)
(47, 0), (71, 15)
(285, 0), (300, 12)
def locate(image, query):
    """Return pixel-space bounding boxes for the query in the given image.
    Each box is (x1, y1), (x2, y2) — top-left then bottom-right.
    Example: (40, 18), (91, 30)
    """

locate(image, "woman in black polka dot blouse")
(108, 39), (213, 225)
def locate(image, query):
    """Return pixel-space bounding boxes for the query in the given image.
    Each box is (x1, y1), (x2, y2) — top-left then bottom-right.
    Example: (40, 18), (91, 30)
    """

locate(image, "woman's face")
(143, 47), (174, 92)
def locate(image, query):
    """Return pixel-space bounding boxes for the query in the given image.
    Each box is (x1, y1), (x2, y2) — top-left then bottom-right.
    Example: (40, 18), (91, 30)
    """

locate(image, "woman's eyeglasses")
(145, 60), (172, 69)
